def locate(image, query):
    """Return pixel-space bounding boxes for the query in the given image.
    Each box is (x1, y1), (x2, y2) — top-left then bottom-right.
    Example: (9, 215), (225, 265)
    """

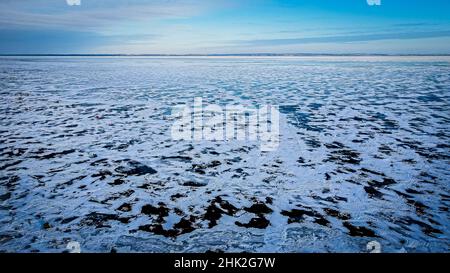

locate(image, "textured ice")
(0, 56), (449, 253)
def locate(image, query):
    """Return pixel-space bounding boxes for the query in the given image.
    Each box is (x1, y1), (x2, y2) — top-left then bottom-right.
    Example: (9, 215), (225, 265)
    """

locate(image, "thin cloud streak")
(237, 31), (450, 46)
(0, 1), (218, 32)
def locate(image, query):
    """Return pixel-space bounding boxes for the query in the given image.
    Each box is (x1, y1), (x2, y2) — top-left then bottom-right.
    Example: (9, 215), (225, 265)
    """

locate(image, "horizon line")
(1, 53), (450, 57)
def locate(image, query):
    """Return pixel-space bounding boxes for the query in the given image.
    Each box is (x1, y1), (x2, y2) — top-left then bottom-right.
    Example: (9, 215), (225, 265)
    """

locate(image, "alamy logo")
(66, 241), (81, 253)
(66, 0), (81, 6)
(171, 98), (280, 152)
(367, 241), (382, 253)
(367, 0), (381, 5)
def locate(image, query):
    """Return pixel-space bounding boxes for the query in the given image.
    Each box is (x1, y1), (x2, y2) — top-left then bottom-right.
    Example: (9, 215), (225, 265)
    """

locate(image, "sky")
(0, 0), (450, 54)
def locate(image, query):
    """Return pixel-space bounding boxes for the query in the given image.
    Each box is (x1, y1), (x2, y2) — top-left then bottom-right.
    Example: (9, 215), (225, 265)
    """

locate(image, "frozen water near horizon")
(0, 57), (449, 253)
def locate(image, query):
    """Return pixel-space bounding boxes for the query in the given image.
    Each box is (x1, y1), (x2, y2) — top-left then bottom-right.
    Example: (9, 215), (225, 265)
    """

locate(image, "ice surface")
(0, 56), (449, 252)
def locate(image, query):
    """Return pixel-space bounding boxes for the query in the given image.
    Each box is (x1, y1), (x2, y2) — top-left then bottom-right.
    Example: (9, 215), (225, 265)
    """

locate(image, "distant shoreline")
(1, 53), (450, 57)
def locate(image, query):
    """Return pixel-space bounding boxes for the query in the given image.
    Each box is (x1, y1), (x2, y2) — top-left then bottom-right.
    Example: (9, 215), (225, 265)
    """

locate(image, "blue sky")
(1, 0), (450, 54)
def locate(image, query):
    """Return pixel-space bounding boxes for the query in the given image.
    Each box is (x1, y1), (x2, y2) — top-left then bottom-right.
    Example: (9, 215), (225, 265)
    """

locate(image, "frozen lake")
(0, 56), (449, 252)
